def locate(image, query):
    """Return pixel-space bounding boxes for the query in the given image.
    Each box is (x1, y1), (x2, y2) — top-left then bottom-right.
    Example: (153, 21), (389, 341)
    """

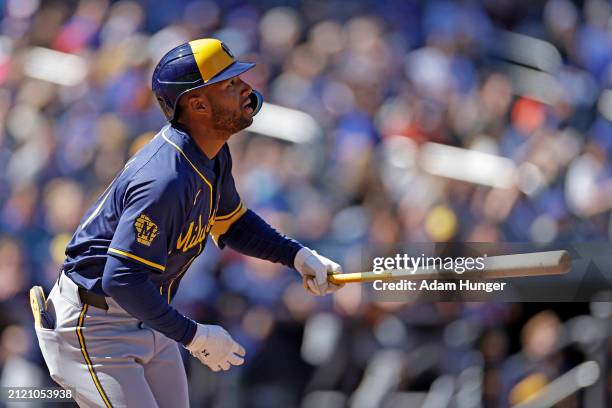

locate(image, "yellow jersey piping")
(161, 129), (213, 220)
(107, 248), (165, 272)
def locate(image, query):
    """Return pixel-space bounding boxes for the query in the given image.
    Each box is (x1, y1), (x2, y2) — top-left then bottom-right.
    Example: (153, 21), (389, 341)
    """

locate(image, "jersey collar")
(167, 124), (216, 171)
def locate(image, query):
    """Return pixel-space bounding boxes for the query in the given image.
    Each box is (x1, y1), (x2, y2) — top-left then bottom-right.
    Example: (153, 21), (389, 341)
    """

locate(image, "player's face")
(206, 76), (254, 134)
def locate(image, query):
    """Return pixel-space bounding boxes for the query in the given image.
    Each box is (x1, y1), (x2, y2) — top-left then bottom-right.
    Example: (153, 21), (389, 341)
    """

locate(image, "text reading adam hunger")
(373, 279), (507, 293)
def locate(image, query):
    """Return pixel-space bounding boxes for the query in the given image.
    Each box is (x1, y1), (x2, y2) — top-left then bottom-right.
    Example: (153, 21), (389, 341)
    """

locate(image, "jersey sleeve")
(211, 149), (246, 243)
(108, 177), (186, 272)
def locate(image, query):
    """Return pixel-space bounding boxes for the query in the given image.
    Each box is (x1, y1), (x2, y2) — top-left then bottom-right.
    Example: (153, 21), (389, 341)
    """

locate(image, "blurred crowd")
(0, 0), (611, 406)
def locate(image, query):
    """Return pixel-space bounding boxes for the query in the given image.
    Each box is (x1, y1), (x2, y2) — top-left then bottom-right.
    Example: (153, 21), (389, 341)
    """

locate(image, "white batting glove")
(185, 324), (246, 372)
(294, 247), (344, 296)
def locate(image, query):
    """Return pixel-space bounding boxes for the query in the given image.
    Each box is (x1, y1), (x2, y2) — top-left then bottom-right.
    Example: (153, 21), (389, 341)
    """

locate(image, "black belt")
(78, 287), (108, 310)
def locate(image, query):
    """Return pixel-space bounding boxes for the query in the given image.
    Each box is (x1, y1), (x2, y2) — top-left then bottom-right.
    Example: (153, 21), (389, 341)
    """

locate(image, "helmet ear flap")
(248, 90), (263, 117)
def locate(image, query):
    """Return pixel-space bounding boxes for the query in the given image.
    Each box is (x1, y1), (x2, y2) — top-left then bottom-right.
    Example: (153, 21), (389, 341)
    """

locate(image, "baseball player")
(30, 38), (344, 407)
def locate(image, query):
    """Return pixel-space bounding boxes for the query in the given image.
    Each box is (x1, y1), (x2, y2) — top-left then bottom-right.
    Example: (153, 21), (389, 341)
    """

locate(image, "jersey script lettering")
(176, 214), (213, 252)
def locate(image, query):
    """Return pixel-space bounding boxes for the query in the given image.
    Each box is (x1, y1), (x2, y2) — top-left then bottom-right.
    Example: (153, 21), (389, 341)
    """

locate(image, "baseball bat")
(328, 250), (571, 284)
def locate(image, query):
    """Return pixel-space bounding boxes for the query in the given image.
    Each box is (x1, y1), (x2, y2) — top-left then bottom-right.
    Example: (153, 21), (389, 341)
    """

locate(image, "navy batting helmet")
(152, 38), (263, 122)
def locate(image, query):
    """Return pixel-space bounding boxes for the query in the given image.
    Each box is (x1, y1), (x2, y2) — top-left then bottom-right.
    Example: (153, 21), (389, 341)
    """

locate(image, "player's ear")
(186, 92), (210, 117)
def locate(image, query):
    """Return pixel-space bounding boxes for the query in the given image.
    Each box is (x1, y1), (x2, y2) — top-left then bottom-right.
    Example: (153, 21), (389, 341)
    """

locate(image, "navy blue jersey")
(63, 125), (246, 299)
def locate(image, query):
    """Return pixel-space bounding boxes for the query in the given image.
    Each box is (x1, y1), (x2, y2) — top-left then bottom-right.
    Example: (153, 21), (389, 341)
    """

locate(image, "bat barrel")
(328, 250), (571, 284)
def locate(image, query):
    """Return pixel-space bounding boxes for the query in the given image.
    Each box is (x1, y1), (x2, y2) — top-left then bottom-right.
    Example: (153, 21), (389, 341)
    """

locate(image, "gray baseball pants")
(34, 272), (189, 407)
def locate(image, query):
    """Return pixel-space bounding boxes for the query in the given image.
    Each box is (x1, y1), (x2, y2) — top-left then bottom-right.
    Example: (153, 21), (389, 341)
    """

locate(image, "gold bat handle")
(328, 271), (397, 284)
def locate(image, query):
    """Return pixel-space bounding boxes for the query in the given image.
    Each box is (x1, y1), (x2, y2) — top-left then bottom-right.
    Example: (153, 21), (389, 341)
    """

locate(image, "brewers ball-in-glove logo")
(134, 214), (159, 246)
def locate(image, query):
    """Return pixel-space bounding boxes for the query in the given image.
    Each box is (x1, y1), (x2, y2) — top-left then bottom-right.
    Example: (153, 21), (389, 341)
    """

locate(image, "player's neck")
(173, 118), (229, 159)
(193, 132), (226, 159)
(175, 123), (228, 159)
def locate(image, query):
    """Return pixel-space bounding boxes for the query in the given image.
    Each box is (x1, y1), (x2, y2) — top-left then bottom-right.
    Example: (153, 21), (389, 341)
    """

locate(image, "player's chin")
(231, 114), (253, 133)
(240, 110), (254, 126)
